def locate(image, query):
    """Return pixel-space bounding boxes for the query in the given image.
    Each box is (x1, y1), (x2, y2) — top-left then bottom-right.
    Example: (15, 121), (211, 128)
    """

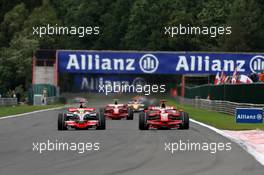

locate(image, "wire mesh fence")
(175, 97), (264, 115)
(0, 98), (17, 106)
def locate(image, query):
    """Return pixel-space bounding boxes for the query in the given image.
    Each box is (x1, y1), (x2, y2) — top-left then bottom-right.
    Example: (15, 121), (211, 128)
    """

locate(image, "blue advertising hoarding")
(236, 108), (263, 123)
(57, 50), (264, 74)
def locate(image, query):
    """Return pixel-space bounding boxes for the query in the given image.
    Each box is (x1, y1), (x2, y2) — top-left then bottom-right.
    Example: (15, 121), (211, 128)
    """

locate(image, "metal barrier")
(176, 97), (264, 115)
(0, 97), (59, 106)
(0, 98), (17, 106)
(183, 83), (264, 104)
(46, 96), (59, 105)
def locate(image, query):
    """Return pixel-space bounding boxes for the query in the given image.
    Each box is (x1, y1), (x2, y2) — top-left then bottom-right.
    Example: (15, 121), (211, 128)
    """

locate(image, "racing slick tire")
(139, 112), (148, 130)
(58, 113), (67, 130)
(99, 108), (104, 114)
(179, 112), (189, 130)
(127, 108), (134, 120)
(96, 111), (106, 130)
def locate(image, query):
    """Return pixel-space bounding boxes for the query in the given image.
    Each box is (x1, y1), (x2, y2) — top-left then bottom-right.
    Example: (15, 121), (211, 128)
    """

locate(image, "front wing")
(65, 120), (99, 129)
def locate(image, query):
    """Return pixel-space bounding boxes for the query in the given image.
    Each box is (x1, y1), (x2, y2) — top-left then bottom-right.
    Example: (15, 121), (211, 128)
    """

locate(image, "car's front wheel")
(58, 113), (67, 130)
(179, 112), (189, 129)
(127, 108), (134, 120)
(139, 112), (148, 130)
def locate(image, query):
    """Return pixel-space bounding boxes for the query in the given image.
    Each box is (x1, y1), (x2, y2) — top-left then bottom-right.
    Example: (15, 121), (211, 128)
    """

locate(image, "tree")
(0, 36), (39, 92)
(123, 0), (172, 50)
(219, 0), (263, 51)
(165, 0), (204, 51)
(93, 0), (133, 49)
(196, 0), (232, 50)
(22, 0), (61, 48)
(0, 0), (61, 93)
(52, 0), (113, 49)
(0, 3), (28, 47)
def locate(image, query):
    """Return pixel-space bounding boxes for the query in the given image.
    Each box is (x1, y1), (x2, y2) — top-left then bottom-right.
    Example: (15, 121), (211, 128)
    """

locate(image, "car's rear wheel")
(127, 108), (133, 120)
(97, 111), (106, 130)
(139, 112), (148, 130)
(179, 112), (189, 129)
(58, 113), (67, 130)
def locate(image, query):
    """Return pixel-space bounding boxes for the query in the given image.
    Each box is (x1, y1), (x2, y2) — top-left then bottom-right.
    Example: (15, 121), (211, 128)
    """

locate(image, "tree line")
(0, 0), (263, 94)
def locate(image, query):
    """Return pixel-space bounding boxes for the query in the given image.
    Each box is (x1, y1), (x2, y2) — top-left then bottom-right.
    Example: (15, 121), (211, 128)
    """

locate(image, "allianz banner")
(57, 50), (264, 74)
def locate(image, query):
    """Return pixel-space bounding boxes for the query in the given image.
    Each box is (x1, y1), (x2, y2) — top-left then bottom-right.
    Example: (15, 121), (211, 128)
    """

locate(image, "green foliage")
(219, 0), (262, 51)
(0, 3), (28, 47)
(197, 0), (232, 50)
(22, 0), (61, 48)
(0, 0), (59, 93)
(94, 0), (134, 49)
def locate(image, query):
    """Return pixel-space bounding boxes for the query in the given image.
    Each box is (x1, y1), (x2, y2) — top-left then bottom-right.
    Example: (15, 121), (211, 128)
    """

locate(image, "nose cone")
(113, 108), (119, 114)
(160, 113), (168, 121)
(133, 104), (139, 109)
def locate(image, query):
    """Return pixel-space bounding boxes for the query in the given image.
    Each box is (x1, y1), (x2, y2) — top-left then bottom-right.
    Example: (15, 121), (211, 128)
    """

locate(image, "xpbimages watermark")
(98, 83), (166, 95)
(164, 140), (232, 154)
(32, 24), (100, 37)
(164, 24), (232, 38)
(32, 140), (100, 154)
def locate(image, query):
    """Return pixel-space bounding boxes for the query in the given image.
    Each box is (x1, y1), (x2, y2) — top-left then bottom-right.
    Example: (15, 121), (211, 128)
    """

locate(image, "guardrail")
(0, 98), (17, 106)
(46, 96), (59, 105)
(33, 95), (59, 105)
(176, 97), (264, 115)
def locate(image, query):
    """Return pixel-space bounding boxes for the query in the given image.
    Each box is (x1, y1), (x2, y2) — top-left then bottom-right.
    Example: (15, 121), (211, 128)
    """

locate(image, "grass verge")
(0, 104), (63, 117)
(167, 99), (264, 130)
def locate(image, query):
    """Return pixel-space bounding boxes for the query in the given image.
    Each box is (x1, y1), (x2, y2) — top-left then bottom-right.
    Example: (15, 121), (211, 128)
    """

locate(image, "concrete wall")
(34, 67), (54, 85)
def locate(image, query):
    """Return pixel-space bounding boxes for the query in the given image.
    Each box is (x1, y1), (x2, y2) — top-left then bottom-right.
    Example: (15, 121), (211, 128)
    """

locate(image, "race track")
(0, 98), (263, 175)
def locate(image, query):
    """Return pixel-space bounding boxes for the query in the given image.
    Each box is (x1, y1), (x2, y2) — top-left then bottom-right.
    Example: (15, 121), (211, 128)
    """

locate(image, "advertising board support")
(54, 53), (59, 87)
(32, 56), (36, 84)
(181, 75), (185, 97)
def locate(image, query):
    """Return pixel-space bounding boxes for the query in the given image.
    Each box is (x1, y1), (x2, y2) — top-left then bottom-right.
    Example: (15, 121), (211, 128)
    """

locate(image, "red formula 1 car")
(101, 100), (133, 120)
(58, 102), (105, 130)
(139, 100), (189, 130)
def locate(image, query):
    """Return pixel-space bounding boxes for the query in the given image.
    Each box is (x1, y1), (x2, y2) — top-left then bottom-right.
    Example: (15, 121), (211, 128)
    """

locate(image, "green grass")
(0, 104), (64, 117)
(167, 99), (264, 130)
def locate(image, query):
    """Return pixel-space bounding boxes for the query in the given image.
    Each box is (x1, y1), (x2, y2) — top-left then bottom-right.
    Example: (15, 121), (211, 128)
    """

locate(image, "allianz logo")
(66, 54), (159, 73)
(176, 55), (264, 72)
(175, 55), (262, 72)
(139, 54), (159, 73)
(237, 114), (262, 120)
(250, 55), (264, 73)
(65, 53), (264, 73)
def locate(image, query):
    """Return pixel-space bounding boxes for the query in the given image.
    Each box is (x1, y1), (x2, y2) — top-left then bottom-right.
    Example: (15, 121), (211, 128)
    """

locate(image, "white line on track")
(0, 107), (64, 120)
(190, 118), (264, 166)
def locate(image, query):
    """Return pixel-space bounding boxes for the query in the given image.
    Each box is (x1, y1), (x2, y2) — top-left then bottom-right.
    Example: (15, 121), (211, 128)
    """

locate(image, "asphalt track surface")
(0, 98), (264, 175)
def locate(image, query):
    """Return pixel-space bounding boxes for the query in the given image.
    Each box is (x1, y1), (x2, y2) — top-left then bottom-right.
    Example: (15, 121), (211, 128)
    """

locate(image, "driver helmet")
(161, 102), (166, 108)
(79, 102), (84, 108)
